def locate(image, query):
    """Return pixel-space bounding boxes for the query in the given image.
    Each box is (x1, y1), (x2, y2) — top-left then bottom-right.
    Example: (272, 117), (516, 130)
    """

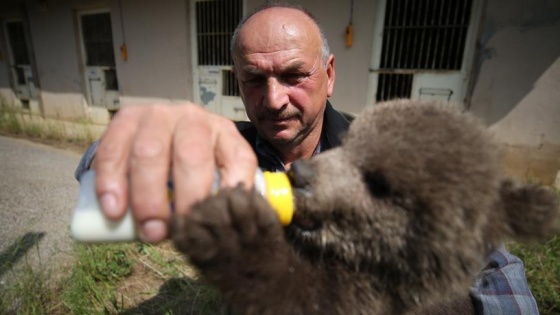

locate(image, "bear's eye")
(364, 172), (391, 198)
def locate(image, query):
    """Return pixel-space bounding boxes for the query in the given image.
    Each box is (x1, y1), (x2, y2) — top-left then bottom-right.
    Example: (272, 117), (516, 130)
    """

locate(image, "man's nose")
(263, 77), (289, 110)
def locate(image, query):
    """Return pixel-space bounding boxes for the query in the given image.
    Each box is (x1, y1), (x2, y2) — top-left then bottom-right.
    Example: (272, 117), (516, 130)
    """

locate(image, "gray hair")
(230, 3), (331, 69)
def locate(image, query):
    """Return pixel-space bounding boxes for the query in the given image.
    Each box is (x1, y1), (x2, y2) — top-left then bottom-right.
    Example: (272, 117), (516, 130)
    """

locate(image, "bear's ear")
(499, 179), (560, 241)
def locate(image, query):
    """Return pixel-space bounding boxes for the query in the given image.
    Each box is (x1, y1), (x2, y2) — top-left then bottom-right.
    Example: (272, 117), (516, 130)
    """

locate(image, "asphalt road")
(0, 135), (82, 281)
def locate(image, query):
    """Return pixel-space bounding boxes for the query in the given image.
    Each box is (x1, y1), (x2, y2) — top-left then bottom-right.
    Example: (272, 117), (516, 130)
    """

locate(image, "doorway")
(78, 10), (120, 110)
(4, 19), (36, 109)
(368, 0), (482, 107)
(191, 0), (246, 120)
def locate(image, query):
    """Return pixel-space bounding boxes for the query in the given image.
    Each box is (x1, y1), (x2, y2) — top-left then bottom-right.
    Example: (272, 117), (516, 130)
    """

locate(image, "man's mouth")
(265, 115), (296, 123)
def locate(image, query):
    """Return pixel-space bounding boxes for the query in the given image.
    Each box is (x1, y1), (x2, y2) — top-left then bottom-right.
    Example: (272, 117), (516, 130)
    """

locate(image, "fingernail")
(140, 220), (167, 243)
(100, 193), (119, 217)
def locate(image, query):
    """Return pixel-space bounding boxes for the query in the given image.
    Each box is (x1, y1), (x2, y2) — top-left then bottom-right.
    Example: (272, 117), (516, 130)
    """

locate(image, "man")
(76, 3), (539, 314)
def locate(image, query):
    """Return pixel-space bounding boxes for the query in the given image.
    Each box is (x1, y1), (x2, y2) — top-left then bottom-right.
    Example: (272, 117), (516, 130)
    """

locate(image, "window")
(6, 21), (30, 65)
(195, 0), (242, 66)
(377, 0), (473, 101)
(81, 13), (116, 67)
(222, 69), (238, 96)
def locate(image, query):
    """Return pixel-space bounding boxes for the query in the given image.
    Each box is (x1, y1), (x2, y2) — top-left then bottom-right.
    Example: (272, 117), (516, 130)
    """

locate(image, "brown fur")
(171, 99), (559, 315)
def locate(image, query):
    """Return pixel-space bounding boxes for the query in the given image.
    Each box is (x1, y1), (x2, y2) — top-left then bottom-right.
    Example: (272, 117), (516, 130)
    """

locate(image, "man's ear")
(326, 54), (335, 97)
(499, 179), (559, 241)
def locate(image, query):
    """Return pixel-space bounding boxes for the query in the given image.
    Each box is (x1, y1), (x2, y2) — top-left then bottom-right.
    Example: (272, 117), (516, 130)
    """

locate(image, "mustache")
(257, 108), (302, 121)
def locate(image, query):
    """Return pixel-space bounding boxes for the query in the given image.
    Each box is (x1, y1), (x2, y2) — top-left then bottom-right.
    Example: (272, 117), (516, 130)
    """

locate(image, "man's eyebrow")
(281, 61), (306, 72)
(240, 66), (264, 75)
(240, 61), (307, 75)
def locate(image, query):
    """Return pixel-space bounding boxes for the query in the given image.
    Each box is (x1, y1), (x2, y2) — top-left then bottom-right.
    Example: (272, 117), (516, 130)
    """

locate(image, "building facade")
(1, 0), (559, 183)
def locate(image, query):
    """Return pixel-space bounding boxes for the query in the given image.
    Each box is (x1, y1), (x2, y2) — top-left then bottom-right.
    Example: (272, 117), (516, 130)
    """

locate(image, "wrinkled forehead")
(234, 8), (322, 56)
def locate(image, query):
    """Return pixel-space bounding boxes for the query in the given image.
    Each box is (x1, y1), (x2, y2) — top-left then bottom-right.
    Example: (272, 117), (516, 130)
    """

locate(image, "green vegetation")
(1, 242), (225, 314)
(510, 187), (560, 315)
(510, 236), (560, 315)
(0, 102), (99, 151)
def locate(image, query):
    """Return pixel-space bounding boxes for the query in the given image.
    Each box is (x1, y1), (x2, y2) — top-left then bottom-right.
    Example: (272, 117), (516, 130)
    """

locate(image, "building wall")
(1, 0), (558, 183)
(470, 0), (560, 183)
(0, 0), (193, 124)
(114, 0), (192, 105)
(26, 0), (92, 120)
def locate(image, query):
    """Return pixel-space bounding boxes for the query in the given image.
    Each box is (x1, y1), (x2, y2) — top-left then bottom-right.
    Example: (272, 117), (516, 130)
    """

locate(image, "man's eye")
(283, 73), (305, 82)
(243, 76), (265, 85)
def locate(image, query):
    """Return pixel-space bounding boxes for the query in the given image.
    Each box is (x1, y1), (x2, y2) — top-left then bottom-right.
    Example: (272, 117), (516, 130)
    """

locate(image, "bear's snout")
(288, 160), (314, 190)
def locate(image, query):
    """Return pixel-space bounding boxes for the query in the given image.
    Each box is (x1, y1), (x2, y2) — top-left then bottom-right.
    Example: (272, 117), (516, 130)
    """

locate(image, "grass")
(64, 242), (225, 315)
(509, 187), (560, 315)
(0, 103), (99, 153)
(510, 235), (560, 314)
(0, 100), (558, 314)
(1, 241), (225, 315)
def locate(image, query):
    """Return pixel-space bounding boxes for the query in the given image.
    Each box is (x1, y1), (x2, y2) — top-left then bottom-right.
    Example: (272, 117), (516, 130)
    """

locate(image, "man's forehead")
(243, 7), (313, 29)
(237, 8), (319, 46)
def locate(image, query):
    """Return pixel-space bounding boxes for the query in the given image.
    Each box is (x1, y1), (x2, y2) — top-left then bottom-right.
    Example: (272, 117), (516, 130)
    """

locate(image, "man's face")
(233, 8), (335, 148)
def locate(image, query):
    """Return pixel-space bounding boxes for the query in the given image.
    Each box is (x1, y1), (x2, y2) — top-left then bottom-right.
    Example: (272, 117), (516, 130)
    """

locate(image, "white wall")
(470, 0), (560, 183)
(25, 0), (90, 120)
(114, 0), (192, 105)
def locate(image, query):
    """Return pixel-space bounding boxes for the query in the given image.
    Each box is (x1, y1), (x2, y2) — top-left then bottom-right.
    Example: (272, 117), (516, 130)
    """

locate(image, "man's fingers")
(214, 116), (258, 189)
(95, 107), (143, 220)
(172, 105), (216, 215)
(129, 105), (175, 242)
(93, 102), (256, 243)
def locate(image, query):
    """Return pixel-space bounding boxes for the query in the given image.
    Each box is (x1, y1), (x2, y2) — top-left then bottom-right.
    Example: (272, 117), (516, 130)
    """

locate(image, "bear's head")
(287, 99), (559, 306)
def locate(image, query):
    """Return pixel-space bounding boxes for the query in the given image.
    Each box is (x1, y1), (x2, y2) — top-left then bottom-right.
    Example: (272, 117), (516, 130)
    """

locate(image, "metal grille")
(377, 73), (413, 101)
(14, 67), (26, 85)
(104, 69), (118, 90)
(81, 13), (116, 67)
(6, 21), (30, 65)
(222, 69), (238, 96)
(196, 0), (242, 66)
(376, 0), (473, 102)
(380, 0), (473, 70)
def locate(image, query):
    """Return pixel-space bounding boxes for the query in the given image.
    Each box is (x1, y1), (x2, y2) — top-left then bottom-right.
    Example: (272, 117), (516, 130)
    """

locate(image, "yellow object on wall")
(346, 23), (353, 48)
(120, 44), (128, 61)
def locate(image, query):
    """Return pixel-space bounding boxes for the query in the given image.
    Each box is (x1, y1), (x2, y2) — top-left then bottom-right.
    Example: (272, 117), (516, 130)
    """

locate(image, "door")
(4, 20), (36, 105)
(368, 0), (482, 108)
(79, 10), (120, 110)
(191, 0), (246, 120)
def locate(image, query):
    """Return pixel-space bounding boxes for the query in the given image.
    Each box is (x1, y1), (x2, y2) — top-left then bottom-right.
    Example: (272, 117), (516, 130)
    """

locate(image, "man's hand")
(92, 102), (257, 243)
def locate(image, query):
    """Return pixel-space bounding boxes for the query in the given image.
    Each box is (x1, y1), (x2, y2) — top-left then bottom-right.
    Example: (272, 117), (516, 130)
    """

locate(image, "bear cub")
(171, 99), (559, 315)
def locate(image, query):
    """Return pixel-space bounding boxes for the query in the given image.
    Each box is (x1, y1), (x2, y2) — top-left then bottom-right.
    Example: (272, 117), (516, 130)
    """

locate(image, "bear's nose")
(288, 160), (314, 189)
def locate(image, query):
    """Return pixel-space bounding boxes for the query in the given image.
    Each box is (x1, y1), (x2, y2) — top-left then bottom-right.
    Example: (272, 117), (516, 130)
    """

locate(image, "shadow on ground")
(0, 232), (45, 279)
(121, 277), (228, 315)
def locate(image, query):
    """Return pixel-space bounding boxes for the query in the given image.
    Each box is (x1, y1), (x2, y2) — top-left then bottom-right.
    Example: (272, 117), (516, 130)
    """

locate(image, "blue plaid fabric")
(471, 246), (540, 315)
(75, 140), (99, 180)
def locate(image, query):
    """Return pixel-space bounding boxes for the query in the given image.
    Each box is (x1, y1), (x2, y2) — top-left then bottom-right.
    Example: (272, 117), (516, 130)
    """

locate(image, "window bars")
(81, 13), (116, 67)
(377, 0), (473, 101)
(196, 0), (242, 66)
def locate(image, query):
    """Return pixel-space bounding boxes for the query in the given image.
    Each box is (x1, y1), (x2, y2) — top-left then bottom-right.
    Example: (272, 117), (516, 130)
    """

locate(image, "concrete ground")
(0, 135), (82, 283)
